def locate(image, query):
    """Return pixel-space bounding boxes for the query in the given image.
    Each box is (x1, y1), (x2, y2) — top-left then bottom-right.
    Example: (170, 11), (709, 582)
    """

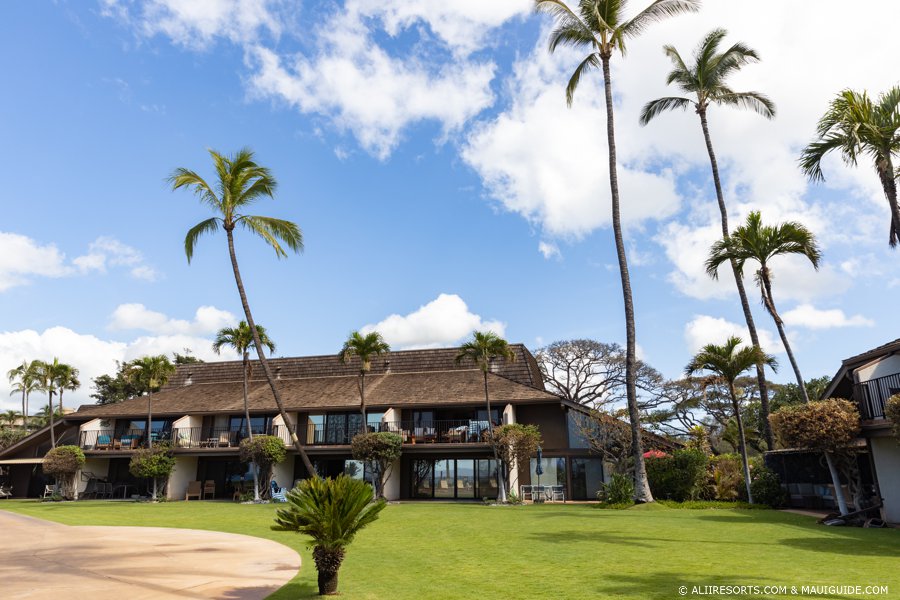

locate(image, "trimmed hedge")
(645, 448), (708, 502)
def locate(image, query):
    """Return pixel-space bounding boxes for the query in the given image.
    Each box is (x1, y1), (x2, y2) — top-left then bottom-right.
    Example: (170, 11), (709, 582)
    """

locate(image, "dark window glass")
(571, 458), (604, 500)
(412, 460), (433, 499)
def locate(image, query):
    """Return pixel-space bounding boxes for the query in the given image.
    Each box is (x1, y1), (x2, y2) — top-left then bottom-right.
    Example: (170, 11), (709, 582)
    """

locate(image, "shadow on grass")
(259, 577), (319, 600)
(528, 530), (657, 548)
(779, 535), (900, 557)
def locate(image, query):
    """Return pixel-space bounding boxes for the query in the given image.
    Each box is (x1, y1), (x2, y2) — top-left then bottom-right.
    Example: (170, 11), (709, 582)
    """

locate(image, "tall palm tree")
(338, 331), (390, 424)
(800, 87), (900, 247)
(535, 0), (700, 502)
(274, 474), (386, 595)
(1, 410), (21, 427)
(686, 336), (777, 504)
(7, 360), (39, 431)
(126, 355), (176, 448)
(51, 363), (80, 422)
(170, 147), (316, 477)
(31, 360), (58, 447)
(456, 331), (516, 502)
(706, 211), (821, 404)
(640, 28), (778, 450)
(213, 320), (276, 502)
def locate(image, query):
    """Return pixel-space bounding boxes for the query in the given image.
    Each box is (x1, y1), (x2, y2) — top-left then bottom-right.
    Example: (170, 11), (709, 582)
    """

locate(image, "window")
(530, 457), (567, 488)
(571, 458), (604, 500)
(567, 412), (592, 449)
(367, 412), (385, 432)
(410, 458), (499, 499)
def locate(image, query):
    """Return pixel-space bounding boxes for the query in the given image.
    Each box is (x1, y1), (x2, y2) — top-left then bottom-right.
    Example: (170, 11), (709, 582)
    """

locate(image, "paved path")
(0, 510), (301, 599)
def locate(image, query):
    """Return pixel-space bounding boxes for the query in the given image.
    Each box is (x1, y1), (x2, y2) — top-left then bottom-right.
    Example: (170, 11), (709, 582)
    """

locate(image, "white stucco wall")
(75, 457), (110, 498)
(502, 403), (516, 425)
(383, 457), (401, 501)
(857, 355), (900, 382)
(272, 454), (295, 490)
(168, 456), (199, 501)
(871, 437), (900, 524)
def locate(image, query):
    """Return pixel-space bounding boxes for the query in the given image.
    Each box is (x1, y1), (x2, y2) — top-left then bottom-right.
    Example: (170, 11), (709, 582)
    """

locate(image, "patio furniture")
(202, 480), (215, 499)
(218, 431), (236, 447)
(447, 425), (467, 443)
(116, 435), (140, 450)
(81, 478), (100, 499)
(96, 434), (112, 450)
(550, 485), (566, 502)
(270, 481), (287, 503)
(520, 485), (533, 501)
(0, 484), (12, 499)
(176, 431), (193, 448)
(185, 481), (202, 501)
(42, 484), (55, 499)
(97, 482), (114, 499)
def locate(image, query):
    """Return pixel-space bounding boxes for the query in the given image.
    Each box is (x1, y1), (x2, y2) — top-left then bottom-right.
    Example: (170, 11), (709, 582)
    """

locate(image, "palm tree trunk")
(483, 370), (507, 502)
(601, 54), (652, 503)
(759, 268), (809, 403)
(877, 158), (900, 247)
(49, 392), (56, 448)
(244, 353), (261, 502)
(359, 373), (366, 424)
(225, 228), (316, 476)
(313, 546), (343, 595)
(729, 384), (754, 504)
(699, 109), (774, 450)
(147, 391), (153, 449)
(824, 451), (850, 515)
(24, 392), (29, 433)
(21, 389), (26, 432)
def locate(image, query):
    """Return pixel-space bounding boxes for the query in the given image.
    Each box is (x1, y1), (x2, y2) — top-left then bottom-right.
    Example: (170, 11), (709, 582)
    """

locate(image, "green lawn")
(2, 500), (897, 599)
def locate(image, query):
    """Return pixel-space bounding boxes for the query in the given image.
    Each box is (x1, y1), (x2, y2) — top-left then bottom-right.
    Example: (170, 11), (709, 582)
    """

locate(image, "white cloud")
(462, 36), (682, 238)
(0, 325), (238, 412)
(108, 303), (236, 336)
(538, 241), (561, 260)
(73, 236), (160, 281)
(361, 293), (505, 350)
(684, 315), (782, 356)
(782, 304), (874, 330)
(0, 232), (71, 291)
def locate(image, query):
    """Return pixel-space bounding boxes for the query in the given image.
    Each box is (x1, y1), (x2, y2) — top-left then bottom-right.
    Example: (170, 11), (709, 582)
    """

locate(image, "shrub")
(129, 444), (176, 500)
(749, 466), (786, 507)
(494, 423), (542, 500)
(657, 499), (765, 510)
(598, 472), (634, 505)
(43, 445), (86, 499)
(0, 427), (27, 451)
(506, 490), (522, 505)
(769, 398), (859, 451)
(240, 435), (287, 491)
(645, 449), (708, 502)
(709, 454), (743, 501)
(885, 394), (900, 440)
(350, 431), (402, 499)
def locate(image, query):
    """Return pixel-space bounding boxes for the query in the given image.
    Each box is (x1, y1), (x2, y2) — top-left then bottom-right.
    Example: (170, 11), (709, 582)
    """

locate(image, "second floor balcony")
(853, 372), (900, 421)
(272, 419), (494, 446)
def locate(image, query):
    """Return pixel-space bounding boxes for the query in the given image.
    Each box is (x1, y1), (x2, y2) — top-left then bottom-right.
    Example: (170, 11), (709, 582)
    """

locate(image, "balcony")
(79, 427), (262, 451)
(276, 419), (493, 446)
(79, 429), (157, 451)
(853, 372), (900, 420)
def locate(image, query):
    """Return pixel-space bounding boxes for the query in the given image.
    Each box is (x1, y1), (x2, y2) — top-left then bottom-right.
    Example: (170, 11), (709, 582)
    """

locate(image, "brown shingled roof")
(74, 369), (561, 419)
(841, 338), (900, 367)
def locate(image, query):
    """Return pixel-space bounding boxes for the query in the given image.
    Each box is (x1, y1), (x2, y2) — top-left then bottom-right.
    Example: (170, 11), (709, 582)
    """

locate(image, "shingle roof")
(74, 369), (560, 419)
(841, 338), (900, 367)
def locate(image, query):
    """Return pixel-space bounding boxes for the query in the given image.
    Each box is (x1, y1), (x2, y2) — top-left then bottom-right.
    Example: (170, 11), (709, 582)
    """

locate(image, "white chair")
(551, 485), (566, 502)
(42, 484), (55, 499)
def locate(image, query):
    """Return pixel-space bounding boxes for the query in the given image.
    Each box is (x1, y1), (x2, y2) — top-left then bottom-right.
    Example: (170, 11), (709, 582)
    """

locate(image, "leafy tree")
(886, 394), (900, 440)
(645, 448), (708, 501)
(640, 28), (777, 449)
(493, 423), (542, 497)
(707, 211), (821, 404)
(126, 355), (176, 449)
(535, 0), (700, 505)
(240, 435), (286, 498)
(339, 331), (390, 423)
(43, 445), (85, 499)
(7, 360), (39, 431)
(91, 361), (146, 405)
(273, 475), (385, 595)
(685, 336), (777, 503)
(800, 86), (900, 247)
(568, 409), (633, 472)
(769, 398), (859, 515)
(51, 361), (79, 419)
(0, 427), (27, 451)
(456, 331), (516, 502)
(770, 376), (831, 410)
(350, 431), (402, 499)
(129, 444), (176, 501)
(1, 410), (21, 427)
(214, 320), (277, 501)
(31, 360), (58, 447)
(171, 148), (315, 477)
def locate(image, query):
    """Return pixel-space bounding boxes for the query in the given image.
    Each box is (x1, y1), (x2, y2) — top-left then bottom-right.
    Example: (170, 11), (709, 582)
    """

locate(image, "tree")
(239, 435), (286, 499)
(43, 445), (85, 499)
(535, 0), (700, 503)
(350, 431), (402, 500)
(126, 355), (176, 448)
(640, 28), (777, 450)
(568, 409), (633, 472)
(171, 147), (315, 477)
(456, 331), (516, 502)
(339, 331), (390, 423)
(7, 360), (39, 431)
(273, 475), (386, 595)
(800, 86), (900, 248)
(52, 362), (80, 420)
(172, 349), (204, 364)
(706, 211), (821, 404)
(685, 336), (778, 504)
(493, 424), (542, 494)
(90, 361), (146, 405)
(769, 399), (860, 515)
(885, 394), (900, 440)
(214, 320), (277, 501)
(129, 445), (176, 501)
(31, 360), (58, 448)
(1, 410), (21, 427)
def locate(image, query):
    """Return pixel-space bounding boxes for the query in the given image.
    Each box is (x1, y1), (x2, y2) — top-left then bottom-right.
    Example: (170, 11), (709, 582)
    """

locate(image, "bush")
(598, 472), (634, 505)
(645, 449), (708, 502)
(240, 435), (287, 490)
(657, 499), (766, 510)
(350, 431), (402, 499)
(0, 427), (27, 451)
(709, 454), (744, 501)
(885, 394), (900, 440)
(749, 466), (786, 507)
(43, 445), (86, 499)
(769, 398), (859, 451)
(130, 444), (176, 500)
(506, 490), (522, 505)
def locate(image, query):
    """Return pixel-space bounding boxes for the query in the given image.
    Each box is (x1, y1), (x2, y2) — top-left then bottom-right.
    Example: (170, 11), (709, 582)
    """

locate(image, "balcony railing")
(288, 419), (494, 446)
(79, 428), (160, 450)
(80, 427), (267, 450)
(172, 427), (265, 449)
(853, 372), (900, 420)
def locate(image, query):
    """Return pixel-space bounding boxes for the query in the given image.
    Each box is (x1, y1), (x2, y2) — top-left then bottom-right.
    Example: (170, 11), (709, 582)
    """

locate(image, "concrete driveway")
(0, 510), (301, 599)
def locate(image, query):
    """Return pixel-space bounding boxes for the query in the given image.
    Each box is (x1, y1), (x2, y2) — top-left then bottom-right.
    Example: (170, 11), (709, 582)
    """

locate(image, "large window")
(325, 412), (364, 444)
(530, 457), (567, 488)
(229, 415), (273, 439)
(567, 412), (592, 449)
(411, 458), (499, 499)
(571, 457), (604, 500)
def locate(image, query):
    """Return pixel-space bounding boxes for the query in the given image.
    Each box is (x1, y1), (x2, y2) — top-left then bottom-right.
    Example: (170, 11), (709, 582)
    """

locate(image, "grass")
(2, 500), (898, 599)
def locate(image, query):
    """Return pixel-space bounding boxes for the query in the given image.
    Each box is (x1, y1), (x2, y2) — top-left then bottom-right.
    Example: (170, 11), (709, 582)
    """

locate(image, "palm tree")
(338, 331), (390, 423)
(213, 320), (276, 502)
(170, 147), (316, 477)
(640, 28), (778, 450)
(706, 211), (821, 404)
(7, 360), (39, 431)
(274, 474), (385, 595)
(535, 0), (700, 502)
(127, 355), (175, 500)
(51, 363), (80, 422)
(686, 336), (777, 503)
(455, 331), (516, 502)
(31, 360), (58, 447)
(1, 410), (21, 427)
(800, 87), (900, 247)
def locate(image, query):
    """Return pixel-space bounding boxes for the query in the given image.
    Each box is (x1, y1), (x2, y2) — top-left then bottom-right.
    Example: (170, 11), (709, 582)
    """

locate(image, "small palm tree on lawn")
(535, 0), (700, 502)
(800, 86), (900, 248)
(338, 331), (390, 424)
(274, 474), (385, 596)
(170, 147), (316, 477)
(640, 28), (778, 450)
(7, 360), (39, 431)
(686, 336), (777, 504)
(706, 212), (821, 404)
(213, 320), (277, 502)
(456, 331), (515, 502)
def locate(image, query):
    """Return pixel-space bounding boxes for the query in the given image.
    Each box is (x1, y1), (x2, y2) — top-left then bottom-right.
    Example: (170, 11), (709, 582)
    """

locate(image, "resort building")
(0, 345), (667, 502)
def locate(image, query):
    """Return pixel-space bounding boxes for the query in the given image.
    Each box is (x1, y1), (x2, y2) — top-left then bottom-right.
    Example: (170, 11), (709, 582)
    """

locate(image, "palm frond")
(184, 217), (221, 264)
(715, 91), (776, 119)
(168, 168), (223, 212)
(622, 0), (700, 41)
(536, 0), (599, 52)
(566, 53), (601, 107)
(237, 215), (304, 258)
(639, 96), (692, 125)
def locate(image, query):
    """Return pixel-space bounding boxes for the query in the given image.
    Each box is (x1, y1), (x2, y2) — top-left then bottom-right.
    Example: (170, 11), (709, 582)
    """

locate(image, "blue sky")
(1, 0), (898, 411)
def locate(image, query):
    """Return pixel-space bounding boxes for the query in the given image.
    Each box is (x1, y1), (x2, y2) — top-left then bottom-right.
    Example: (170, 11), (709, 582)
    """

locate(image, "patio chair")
(520, 485), (533, 501)
(185, 481), (202, 501)
(270, 480), (287, 503)
(98, 481), (114, 499)
(42, 484), (55, 499)
(202, 480), (216, 499)
(81, 478), (99, 499)
(95, 434), (112, 450)
(0, 484), (12, 499)
(218, 431), (235, 447)
(551, 485), (566, 502)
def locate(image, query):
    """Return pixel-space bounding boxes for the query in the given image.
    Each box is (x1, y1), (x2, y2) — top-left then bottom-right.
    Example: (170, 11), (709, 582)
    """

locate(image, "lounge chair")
(96, 434), (112, 450)
(185, 481), (202, 501)
(551, 485), (566, 502)
(202, 480), (215, 499)
(270, 480), (287, 503)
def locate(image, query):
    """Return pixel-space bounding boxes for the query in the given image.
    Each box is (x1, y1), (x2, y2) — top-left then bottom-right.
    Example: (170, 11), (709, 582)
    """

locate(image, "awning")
(0, 458), (44, 465)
